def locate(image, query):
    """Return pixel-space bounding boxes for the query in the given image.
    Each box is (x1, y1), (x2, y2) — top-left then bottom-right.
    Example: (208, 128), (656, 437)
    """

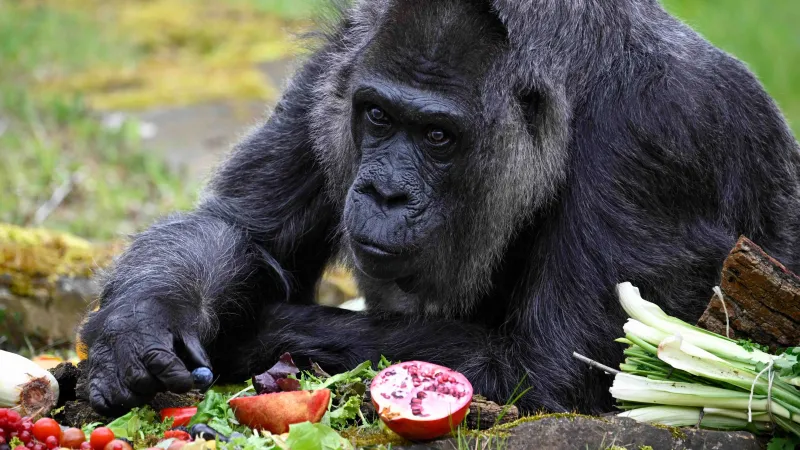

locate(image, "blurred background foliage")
(0, 0), (798, 241)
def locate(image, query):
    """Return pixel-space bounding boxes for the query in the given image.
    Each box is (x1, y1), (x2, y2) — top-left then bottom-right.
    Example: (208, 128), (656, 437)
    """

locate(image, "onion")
(0, 350), (60, 417)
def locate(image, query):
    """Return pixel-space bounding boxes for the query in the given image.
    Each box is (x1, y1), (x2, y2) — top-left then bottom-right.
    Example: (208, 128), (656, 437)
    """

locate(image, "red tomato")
(163, 430), (191, 441)
(159, 407), (197, 428)
(32, 418), (61, 443)
(89, 427), (115, 450)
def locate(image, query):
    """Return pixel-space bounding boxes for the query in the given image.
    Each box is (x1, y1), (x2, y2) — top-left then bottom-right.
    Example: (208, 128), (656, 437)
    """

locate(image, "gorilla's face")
(343, 75), (473, 280)
(340, 0), (509, 284)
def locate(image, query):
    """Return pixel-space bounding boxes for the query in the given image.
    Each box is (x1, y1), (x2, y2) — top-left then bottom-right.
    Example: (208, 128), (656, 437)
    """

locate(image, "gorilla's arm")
(79, 53), (338, 415)
(209, 303), (529, 409)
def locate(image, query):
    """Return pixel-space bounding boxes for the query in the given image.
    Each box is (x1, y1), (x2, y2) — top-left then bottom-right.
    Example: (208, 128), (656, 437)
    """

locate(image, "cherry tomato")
(102, 439), (132, 450)
(89, 427), (115, 450)
(32, 418), (60, 443)
(159, 407), (197, 428)
(60, 428), (87, 449)
(163, 430), (191, 441)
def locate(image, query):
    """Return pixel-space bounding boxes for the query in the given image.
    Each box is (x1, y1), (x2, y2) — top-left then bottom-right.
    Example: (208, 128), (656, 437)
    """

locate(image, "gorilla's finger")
(180, 332), (212, 370)
(142, 347), (193, 393)
(88, 344), (147, 416)
(125, 362), (162, 396)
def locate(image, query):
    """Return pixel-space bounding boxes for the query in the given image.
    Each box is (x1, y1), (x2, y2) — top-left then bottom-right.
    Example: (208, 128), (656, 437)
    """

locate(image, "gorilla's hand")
(82, 300), (210, 416)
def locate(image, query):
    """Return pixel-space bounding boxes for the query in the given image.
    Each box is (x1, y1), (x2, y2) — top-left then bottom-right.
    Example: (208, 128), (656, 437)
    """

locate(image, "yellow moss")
(651, 422), (687, 440)
(31, 0), (312, 111)
(338, 426), (410, 448)
(0, 223), (121, 296)
(491, 412), (609, 433)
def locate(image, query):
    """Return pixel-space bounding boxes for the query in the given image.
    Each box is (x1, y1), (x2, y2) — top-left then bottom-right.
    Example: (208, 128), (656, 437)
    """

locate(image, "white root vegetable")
(0, 350), (60, 417)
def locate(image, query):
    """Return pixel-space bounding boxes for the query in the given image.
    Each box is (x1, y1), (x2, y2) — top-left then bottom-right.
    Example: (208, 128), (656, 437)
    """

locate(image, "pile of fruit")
(0, 410), (122, 450)
(1, 350), (479, 450)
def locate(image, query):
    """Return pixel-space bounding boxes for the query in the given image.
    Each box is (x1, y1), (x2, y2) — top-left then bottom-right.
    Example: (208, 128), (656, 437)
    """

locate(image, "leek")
(0, 350), (60, 417)
(606, 282), (800, 439)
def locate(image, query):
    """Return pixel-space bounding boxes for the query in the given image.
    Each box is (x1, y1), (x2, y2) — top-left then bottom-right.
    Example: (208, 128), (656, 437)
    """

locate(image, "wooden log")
(696, 236), (800, 351)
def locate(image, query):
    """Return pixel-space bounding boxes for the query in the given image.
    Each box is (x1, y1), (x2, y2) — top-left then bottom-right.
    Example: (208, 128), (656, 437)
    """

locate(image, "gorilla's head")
(312, 0), (570, 312)
(342, 1), (506, 282)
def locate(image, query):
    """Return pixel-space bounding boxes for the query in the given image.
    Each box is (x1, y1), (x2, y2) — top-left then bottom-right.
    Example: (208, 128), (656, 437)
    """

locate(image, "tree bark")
(696, 236), (800, 351)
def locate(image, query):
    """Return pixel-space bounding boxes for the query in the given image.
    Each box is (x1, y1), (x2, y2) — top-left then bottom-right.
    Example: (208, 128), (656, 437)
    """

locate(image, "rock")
(0, 223), (120, 346)
(403, 415), (762, 450)
(464, 395), (519, 430)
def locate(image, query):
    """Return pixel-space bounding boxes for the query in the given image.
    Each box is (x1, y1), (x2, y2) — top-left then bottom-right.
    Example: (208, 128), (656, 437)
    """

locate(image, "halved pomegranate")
(229, 389), (331, 434)
(370, 361), (473, 441)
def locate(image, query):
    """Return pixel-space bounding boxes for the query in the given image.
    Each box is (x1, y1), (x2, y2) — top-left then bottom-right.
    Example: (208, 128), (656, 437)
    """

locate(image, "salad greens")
(105, 406), (174, 441)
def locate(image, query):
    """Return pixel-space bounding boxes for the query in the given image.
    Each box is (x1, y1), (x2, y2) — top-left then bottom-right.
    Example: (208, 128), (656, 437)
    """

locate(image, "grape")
(191, 367), (214, 389)
(44, 436), (58, 450)
(19, 431), (31, 444)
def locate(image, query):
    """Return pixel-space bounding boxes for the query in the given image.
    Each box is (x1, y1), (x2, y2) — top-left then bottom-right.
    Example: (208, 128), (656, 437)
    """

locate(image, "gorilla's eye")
(366, 106), (389, 126)
(425, 128), (450, 146)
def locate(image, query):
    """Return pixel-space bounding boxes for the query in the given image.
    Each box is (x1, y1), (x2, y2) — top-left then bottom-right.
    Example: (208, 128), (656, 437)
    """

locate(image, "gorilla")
(81, 0), (800, 416)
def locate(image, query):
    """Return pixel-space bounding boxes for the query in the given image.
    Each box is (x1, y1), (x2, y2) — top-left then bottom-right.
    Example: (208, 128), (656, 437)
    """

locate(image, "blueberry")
(191, 366), (214, 389)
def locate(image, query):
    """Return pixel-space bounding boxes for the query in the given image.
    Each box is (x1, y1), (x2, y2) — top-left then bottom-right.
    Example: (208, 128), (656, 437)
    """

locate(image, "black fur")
(80, 0), (800, 416)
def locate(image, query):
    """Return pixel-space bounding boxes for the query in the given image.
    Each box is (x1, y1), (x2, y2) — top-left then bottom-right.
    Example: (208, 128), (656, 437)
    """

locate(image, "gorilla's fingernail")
(192, 366), (214, 390)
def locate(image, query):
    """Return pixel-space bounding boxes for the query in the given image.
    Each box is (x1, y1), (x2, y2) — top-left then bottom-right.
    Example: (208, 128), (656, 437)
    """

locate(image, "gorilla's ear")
(517, 89), (543, 138)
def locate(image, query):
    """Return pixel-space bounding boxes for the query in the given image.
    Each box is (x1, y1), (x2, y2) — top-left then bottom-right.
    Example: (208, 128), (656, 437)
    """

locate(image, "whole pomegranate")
(370, 361), (473, 441)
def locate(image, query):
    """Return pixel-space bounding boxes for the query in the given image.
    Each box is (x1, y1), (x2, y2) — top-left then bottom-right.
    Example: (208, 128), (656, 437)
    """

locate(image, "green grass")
(662, 0), (800, 136)
(241, 0), (326, 21)
(0, 2), (196, 240)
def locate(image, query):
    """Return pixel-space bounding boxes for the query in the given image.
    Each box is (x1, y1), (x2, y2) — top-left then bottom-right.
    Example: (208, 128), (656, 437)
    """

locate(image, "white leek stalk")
(616, 282), (774, 365)
(0, 350), (60, 417)
(618, 406), (773, 431)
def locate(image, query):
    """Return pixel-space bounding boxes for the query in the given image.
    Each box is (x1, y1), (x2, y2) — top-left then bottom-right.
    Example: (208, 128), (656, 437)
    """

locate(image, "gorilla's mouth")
(350, 237), (415, 280)
(352, 238), (400, 257)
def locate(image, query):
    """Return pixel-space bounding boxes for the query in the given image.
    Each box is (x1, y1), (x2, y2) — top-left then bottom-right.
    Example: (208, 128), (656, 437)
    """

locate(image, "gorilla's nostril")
(386, 193), (409, 208)
(360, 183), (409, 209)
